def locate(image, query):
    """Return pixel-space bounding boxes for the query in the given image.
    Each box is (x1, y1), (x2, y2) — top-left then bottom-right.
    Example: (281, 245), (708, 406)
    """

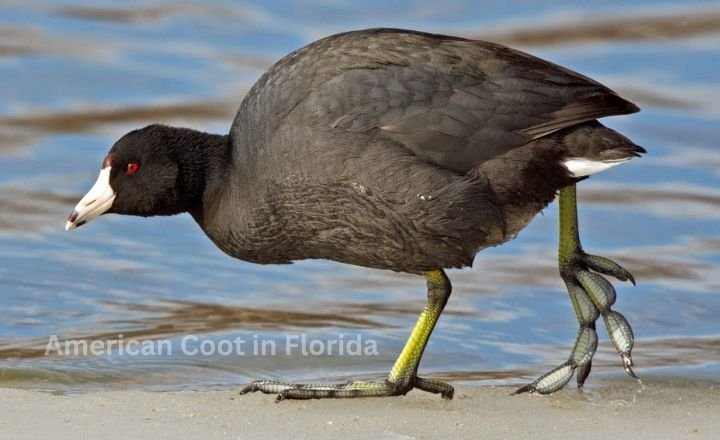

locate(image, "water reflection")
(51, 3), (252, 24)
(0, 187), (78, 234)
(0, 101), (235, 134)
(474, 10), (720, 46)
(0, 300), (387, 360)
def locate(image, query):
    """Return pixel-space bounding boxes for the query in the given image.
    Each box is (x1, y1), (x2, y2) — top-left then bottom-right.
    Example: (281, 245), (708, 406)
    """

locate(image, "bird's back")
(230, 28), (638, 174)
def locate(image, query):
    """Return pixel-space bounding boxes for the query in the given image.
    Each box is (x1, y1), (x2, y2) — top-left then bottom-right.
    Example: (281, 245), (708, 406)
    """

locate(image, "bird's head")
(66, 124), (214, 231)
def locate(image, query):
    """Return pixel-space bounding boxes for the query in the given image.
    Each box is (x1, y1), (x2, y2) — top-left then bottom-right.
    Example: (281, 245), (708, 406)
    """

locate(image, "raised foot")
(515, 251), (638, 395)
(240, 377), (454, 402)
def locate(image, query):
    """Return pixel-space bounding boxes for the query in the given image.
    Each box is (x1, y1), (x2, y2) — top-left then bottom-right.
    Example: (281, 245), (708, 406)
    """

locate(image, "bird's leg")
(515, 184), (637, 394)
(240, 269), (454, 401)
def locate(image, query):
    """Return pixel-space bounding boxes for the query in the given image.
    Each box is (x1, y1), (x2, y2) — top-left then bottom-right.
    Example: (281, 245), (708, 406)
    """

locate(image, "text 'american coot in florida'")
(66, 28), (645, 401)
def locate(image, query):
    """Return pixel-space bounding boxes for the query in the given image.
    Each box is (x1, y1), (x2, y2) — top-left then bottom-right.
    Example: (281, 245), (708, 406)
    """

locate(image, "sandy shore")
(0, 378), (717, 439)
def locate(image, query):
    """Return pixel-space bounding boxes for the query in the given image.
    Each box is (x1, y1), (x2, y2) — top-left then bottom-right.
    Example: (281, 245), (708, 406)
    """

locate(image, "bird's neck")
(161, 126), (232, 219)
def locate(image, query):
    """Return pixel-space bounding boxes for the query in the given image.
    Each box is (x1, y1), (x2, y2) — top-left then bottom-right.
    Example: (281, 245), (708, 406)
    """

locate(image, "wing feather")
(257, 29), (640, 173)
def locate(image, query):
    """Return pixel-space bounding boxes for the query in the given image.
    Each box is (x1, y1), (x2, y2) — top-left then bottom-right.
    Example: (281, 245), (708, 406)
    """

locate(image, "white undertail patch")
(563, 158), (631, 177)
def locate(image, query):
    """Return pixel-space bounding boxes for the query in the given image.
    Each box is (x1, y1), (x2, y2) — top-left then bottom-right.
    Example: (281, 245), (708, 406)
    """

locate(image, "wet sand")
(1, 379), (717, 439)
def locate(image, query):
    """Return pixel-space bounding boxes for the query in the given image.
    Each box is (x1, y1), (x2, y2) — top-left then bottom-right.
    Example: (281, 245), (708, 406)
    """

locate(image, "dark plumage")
(67, 28), (645, 399)
(104, 29), (640, 273)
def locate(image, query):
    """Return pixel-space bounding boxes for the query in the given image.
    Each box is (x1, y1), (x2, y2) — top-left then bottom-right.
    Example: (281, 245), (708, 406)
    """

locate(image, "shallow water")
(0, 0), (719, 392)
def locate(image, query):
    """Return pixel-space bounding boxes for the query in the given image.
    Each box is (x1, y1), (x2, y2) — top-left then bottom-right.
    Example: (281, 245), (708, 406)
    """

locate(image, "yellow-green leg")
(240, 269), (454, 401)
(516, 184), (638, 394)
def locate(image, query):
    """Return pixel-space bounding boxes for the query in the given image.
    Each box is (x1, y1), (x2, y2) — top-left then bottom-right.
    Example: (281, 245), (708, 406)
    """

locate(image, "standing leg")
(241, 269), (454, 401)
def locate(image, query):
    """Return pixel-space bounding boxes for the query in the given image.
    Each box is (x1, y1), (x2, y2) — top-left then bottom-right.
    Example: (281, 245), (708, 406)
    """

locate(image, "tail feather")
(552, 120), (645, 177)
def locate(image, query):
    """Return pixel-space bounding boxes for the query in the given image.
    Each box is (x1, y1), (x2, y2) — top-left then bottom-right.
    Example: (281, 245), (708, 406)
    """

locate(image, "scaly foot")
(515, 251), (637, 394)
(240, 377), (454, 402)
(515, 185), (638, 395)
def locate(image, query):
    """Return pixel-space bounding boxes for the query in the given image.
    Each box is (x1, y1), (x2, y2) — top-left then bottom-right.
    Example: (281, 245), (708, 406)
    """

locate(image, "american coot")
(66, 28), (644, 401)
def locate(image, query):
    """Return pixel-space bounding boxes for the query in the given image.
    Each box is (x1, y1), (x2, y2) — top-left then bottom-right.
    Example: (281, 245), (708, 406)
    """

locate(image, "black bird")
(66, 28), (644, 400)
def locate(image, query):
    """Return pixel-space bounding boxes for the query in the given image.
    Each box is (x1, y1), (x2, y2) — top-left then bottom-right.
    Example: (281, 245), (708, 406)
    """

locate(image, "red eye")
(126, 162), (140, 175)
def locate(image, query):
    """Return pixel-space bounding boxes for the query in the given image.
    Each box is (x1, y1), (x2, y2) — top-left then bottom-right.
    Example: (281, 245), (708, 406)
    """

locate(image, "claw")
(622, 353), (639, 379)
(513, 384), (534, 395)
(583, 253), (636, 285)
(576, 360), (592, 387)
(239, 383), (256, 395)
(415, 377), (455, 399)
